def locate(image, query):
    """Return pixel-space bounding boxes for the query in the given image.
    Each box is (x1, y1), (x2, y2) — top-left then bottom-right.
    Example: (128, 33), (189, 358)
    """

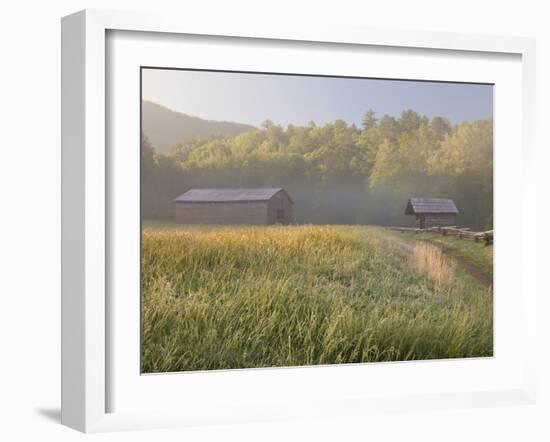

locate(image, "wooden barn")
(405, 197), (458, 229)
(174, 188), (294, 225)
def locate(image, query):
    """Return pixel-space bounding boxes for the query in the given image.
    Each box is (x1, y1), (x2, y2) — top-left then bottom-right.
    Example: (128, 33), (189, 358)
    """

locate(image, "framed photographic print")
(61, 9), (538, 432)
(139, 68), (495, 375)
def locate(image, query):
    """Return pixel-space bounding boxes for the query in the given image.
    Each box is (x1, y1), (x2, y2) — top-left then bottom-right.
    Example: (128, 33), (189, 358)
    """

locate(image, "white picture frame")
(61, 9), (537, 433)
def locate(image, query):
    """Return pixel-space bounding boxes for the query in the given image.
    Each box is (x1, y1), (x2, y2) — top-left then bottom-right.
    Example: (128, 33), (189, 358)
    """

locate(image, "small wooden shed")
(405, 197), (458, 229)
(174, 188), (294, 225)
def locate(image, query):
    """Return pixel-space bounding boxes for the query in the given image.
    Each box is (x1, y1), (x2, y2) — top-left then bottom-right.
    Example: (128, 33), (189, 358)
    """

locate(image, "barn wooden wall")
(416, 213), (457, 228)
(266, 192), (293, 225)
(175, 201), (269, 224)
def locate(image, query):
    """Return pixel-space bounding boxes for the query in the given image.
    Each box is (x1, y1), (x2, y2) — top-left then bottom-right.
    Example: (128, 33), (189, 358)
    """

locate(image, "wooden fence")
(387, 226), (494, 246)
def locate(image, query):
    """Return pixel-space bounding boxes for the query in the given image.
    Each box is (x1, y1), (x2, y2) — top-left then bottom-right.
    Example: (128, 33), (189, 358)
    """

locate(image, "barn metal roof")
(174, 188), (290, 203)
(405, 198), (458, 214)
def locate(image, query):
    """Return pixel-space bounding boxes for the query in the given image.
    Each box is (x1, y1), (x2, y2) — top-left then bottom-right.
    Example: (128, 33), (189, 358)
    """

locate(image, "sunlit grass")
(141, 224), (493, 373)
(411, 243), (456, 290)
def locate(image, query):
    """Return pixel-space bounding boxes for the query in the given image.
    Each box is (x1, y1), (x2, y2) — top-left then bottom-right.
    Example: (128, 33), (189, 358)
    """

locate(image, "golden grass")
(411, 243), (456, 290)
(141, 224), (493, 373)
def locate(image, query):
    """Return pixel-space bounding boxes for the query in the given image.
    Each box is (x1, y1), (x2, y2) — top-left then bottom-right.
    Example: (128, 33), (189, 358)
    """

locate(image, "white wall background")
(0, 1), (548, 441)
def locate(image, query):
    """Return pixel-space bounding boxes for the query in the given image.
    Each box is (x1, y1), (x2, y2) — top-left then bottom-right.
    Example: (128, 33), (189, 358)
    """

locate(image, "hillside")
(141, 100), (257, 154)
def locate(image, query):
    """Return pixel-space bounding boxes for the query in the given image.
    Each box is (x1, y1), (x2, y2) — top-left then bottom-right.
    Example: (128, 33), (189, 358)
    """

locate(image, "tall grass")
(412, 243), (456, 290)
(141, 225), (493, 373)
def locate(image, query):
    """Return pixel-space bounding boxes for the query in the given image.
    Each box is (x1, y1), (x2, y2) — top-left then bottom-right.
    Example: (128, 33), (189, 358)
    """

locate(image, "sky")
(142, 68), (493, 128)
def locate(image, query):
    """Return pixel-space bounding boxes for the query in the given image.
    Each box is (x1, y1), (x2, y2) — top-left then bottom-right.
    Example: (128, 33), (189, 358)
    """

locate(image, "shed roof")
(405, 198), (458, 214)
(174, 188), (292, 203)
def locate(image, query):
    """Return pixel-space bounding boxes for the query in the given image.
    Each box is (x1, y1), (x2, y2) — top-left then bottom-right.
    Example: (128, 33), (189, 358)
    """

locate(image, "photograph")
(140, 68), (494, 374)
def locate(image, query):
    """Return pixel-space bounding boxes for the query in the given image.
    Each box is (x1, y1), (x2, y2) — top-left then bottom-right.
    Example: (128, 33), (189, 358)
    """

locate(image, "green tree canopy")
(142, 112), (493, 229)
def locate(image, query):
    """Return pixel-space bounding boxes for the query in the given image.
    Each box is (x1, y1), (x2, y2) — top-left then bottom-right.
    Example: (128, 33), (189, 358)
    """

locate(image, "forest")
(141, 109), (493, 229)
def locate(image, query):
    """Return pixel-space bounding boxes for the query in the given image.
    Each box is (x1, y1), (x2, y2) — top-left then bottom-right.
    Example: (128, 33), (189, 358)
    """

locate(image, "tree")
(141, 133), (156, 180)
(261, 119), (275, 130)
(361, 109), (377, 131)
(398, 109), (428, 133)
(428, 119), (492, 176)
(369, 139), (402, 187)
(377, 114), (399, 142)
(430, 116), (452, 142)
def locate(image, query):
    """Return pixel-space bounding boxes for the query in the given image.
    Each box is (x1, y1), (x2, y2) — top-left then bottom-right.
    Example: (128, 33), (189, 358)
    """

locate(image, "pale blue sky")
(142, 68), (493, 128)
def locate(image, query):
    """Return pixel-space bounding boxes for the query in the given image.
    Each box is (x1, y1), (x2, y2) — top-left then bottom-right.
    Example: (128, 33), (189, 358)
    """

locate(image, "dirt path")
(381, 233), (493, 289)
(428, 241), (493, 288)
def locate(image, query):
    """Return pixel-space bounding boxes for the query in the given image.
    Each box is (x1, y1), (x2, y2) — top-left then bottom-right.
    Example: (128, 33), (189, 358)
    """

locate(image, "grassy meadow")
(141, 223), (493, 373)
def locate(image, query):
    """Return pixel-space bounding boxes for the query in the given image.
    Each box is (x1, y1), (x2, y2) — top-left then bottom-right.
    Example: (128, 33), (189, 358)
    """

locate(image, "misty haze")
(140, 68), (493, 373)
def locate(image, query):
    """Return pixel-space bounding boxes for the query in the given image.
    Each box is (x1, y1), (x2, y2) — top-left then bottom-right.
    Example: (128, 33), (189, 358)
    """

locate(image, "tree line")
(142, 109), (493, 229)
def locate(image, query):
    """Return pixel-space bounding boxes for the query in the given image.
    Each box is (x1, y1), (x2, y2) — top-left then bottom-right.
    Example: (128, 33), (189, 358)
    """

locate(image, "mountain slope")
(142, 100), (257, 154)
